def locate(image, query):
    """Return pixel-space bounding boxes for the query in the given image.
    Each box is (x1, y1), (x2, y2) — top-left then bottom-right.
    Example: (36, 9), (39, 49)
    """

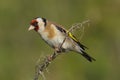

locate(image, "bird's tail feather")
(80, 50), (96, 62)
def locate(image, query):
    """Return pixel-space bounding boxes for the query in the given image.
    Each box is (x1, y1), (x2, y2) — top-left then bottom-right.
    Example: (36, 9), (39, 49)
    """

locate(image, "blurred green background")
(0, 0), (120, 80)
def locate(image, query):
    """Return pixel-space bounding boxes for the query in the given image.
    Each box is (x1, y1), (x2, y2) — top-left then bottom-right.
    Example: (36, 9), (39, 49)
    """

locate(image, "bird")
(28, 17), (96, 62)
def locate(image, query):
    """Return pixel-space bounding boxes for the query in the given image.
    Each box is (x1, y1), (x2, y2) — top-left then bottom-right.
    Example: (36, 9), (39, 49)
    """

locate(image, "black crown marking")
(42, 18), (47, 26)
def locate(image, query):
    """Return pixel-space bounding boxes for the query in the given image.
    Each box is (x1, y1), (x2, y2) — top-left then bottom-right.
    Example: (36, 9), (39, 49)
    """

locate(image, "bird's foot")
(55, 47), (63, 53)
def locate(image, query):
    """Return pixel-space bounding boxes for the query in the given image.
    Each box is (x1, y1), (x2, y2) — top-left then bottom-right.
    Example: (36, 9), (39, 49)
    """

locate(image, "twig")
(34, 37), (67, 80)
(67, 19), (90, 40)
(34, 51), (59, 80)
(68, 19), (90, 33)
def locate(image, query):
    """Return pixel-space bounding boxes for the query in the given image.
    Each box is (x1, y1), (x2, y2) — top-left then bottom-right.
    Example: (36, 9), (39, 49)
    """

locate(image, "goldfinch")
(28, 17), (95, 62)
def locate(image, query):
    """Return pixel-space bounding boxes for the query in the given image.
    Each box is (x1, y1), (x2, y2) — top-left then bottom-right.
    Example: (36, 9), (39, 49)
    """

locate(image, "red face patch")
(34, 26), (39, 31)
(30, 19), (39, 31)
(30, 20), (37, 26)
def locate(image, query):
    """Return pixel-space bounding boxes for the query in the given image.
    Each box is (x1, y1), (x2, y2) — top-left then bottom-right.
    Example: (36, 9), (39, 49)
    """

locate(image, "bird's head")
(28, 17), (47, 32)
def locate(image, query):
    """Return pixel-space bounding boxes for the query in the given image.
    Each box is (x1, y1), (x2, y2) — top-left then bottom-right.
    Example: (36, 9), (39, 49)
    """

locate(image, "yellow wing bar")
(68, 32), (78, 42)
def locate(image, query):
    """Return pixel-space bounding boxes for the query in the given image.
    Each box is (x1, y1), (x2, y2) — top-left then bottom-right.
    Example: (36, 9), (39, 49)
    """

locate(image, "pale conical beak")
(28, 25), (35, 31)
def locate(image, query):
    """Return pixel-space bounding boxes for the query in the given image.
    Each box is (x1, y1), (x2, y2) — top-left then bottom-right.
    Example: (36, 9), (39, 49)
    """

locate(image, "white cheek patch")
(36, 18), (43, 23)
(36, 18), (45, 32)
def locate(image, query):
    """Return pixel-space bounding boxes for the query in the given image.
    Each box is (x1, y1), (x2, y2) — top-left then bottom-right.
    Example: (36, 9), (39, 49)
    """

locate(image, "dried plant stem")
(34, 37), (67, 80)
(68, 19), (90, 33)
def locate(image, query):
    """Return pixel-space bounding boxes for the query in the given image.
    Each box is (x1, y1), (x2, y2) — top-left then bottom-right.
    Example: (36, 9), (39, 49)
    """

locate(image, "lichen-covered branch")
(34, 37), (67, 80)
(34, 51), (60, 80)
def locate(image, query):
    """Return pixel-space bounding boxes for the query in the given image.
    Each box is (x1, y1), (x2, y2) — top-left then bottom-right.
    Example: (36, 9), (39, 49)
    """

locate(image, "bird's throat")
(34, 26), (39, 31)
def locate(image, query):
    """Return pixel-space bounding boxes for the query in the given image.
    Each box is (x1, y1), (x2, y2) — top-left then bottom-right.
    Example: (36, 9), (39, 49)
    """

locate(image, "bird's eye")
(30, 20), (38, 27)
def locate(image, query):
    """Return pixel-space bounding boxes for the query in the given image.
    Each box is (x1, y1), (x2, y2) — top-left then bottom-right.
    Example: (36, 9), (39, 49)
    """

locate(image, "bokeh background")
(0, 0), (120, 80)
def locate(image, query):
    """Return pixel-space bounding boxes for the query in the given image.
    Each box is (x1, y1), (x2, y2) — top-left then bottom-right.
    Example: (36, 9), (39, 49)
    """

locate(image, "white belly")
(39, 29), (74, 51)
(40, 31), (65, 48)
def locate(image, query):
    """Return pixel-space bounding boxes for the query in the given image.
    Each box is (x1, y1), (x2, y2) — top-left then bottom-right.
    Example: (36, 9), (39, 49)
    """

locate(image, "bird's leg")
(46, 50), (59, 61)
(54, 47), (62, 53)
(34, 51), (60, 80)
(47, 36), (67, 61)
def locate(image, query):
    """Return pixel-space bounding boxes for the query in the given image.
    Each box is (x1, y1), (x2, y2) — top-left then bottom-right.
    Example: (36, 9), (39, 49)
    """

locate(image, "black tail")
(80, 50), (96, 62)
